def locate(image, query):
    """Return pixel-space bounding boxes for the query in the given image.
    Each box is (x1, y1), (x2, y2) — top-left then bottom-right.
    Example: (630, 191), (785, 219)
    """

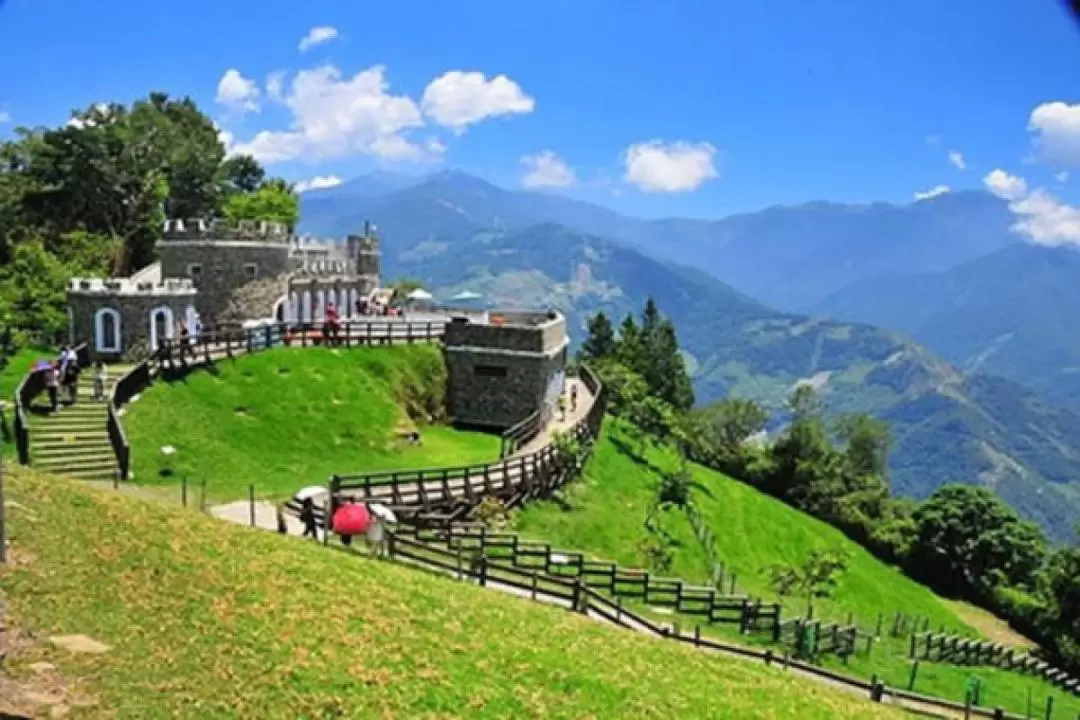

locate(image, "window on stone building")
(187, 263), (202, 287)
(244, 263), (258, 281)
(474, 364), (508, 378)
(94, 307), (122, 353)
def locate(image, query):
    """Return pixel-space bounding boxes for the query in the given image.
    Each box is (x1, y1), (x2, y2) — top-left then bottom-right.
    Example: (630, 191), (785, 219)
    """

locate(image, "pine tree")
(616, 313), (643, 372)
(580, 311), (617, 362)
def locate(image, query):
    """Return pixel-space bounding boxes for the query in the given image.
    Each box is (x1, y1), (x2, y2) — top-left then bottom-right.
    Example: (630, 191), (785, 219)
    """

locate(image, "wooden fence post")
(248, 484), (255, 527)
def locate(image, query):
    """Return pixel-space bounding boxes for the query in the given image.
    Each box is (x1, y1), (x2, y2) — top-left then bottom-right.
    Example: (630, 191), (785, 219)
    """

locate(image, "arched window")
(149, 306), (174, 351)
(95, 308), (122, 354)
(186, 305), (198, 335)
(274, 296), (286, 322)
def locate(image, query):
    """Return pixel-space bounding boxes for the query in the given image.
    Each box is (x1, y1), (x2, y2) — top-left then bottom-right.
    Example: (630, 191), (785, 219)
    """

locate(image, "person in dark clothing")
(570, 384), (579, 412)
(340, 533), (353, 547)
(300, 497), (319, 539)
(44, 363), (59, 412)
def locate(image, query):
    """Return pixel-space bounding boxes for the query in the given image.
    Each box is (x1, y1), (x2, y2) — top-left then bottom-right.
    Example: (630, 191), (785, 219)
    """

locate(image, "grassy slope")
(124, 346), (499, 501)
(515, 421), (1080, 716)
(0, 468), (904, 720)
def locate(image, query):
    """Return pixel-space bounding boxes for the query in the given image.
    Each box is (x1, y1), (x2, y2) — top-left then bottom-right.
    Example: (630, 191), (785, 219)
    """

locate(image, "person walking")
(570, 383), (579, 412)
(92, 360), (107, 402)
(178, 319), (190, 360)
(44, 362), (59, 412)
(299, 497), (319, 540)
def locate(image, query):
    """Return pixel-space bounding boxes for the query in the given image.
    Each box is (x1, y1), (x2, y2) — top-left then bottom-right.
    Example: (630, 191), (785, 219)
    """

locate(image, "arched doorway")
(150, 306), (174, 351)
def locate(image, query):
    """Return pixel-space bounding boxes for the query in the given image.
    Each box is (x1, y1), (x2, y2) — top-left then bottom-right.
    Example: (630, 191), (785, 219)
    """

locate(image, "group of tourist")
(279, 495), (393, 556)
(38, 346), (109, 411)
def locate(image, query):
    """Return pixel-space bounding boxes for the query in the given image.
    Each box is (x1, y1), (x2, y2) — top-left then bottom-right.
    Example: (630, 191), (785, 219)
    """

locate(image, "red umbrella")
(332, 503), (371, 535)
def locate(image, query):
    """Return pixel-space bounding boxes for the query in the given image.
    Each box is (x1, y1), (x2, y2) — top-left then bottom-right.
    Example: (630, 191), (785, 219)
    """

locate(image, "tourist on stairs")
(44, 361), (59, 412)
(93, 360), (107, 402)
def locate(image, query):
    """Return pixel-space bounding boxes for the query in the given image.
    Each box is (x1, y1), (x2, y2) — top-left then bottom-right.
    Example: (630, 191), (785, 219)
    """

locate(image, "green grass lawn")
(0, 468), (907, 719)
(515, 420), (1080, 717)
(124, 345), (500, 502)
(1, 345), (57, 457)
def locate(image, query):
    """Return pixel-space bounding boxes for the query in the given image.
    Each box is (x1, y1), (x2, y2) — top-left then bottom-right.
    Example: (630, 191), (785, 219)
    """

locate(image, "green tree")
(220, 154), (266, 194)
(0, 239), (82, 336)
(909, 484), (1048, 598)
(580, 311), (617, 362)
(615, 313), (642, 371)
(694, 398), (768, 457)
(769, 549), (850, 617)
(222, 180), (299, 230)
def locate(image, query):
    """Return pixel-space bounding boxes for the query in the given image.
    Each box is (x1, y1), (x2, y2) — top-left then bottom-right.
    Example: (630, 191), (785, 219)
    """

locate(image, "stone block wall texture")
(69, 292), (196, 362)
(444, 345), (568, 429)
(219, 274), (290, 324)
(443, 314), (566, 354)
(158, 240), (291, 326)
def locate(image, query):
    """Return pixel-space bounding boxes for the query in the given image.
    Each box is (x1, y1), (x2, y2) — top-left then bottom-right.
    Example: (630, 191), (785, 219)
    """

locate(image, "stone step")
(30, 440), (114, 456)
(60, 464), (120, 482)
(28, 418), (105, 431)
(34, 451), (117, 470)
(38, 404), (110, 417)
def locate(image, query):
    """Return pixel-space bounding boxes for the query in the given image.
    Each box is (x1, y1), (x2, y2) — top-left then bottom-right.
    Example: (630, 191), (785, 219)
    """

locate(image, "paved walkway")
(512, 377), (593, 458)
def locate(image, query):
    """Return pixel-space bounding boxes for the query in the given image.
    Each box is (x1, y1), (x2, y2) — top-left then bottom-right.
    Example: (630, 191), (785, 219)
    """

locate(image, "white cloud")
(216, 69), (260, 113)
(983, 169), (1029, 201)
(1028, 101), (1080, 166)
(266, 71), (286, 102)
(622, 140), (718, 192)
(425, 136), (447, 156)
(1057, 171), (1070, 183)
(230, 64), (427, 164)
(294, 175), (343, 193)
(299, 26), (339, 52)
(216, 124), (235, 154)
(421, 71), (534, 133)
(913, 185), (951, 201)
(948, 151), (966, 170)
(983, 168), (1080, 246)
(520, 150), (576, 189)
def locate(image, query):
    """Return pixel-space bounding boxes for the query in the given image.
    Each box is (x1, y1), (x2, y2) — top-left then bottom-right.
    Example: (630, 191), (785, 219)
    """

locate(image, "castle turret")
(158, 218), (291, 326)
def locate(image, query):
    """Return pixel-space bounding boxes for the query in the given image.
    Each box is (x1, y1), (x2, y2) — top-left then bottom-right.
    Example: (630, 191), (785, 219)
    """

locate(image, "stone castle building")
(67, 218), (381, 360)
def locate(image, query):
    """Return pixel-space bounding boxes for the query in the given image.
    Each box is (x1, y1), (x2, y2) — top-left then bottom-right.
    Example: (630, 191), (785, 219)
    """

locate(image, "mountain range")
(299, 171), (1080, 542)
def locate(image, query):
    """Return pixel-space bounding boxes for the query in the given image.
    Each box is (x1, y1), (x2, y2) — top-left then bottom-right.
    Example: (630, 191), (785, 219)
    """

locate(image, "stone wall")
(443, 312), (569, 429)
(157, 240), (291, 326)
(444, 345), (567, 429)
(219, 274), (290, 324)
(69, 292), (196, 362)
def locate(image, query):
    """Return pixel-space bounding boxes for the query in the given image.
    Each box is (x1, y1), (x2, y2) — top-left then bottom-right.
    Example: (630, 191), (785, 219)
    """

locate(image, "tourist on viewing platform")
(557, 394), (567, 422)
(324, 302), (340, 345)
(570, 384), (579, 412)
(92, 360), (107, 402)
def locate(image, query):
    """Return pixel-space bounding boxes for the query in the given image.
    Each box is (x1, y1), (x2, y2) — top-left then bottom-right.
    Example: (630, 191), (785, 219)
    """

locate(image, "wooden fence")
(378, 527), (1030, 720)
(14, 342), (89, 467)
(912, 631), (1080, 697)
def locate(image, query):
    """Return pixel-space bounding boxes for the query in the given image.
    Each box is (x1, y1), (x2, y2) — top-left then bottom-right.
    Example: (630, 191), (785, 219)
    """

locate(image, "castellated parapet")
(163, 218), (290, 242)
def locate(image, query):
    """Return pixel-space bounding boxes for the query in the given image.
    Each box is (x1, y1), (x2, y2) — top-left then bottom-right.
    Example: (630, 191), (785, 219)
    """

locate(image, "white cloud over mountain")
(294, 175), (343, 193)
(521, 151), (576, 188)
(622, 140), (718, 192)
(913, 185), (950, 201)
(421, 71), (535, 134)
(1028, 101), (1080, 166)
(984, 168), (1080, 246)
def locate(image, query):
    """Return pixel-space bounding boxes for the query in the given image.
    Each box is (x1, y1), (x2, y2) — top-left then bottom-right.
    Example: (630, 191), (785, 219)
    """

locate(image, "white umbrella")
(406, 288), (433, 301)
(294, 486), (327, 502)
(368, 502), (398, 524)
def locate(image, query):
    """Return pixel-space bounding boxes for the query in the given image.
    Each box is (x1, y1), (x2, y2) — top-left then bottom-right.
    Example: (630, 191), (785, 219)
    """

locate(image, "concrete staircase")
(27, 364), (134, 481)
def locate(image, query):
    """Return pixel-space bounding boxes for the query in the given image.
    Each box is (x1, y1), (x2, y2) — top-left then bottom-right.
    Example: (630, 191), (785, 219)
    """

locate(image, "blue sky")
(2, 0), (1080, 220)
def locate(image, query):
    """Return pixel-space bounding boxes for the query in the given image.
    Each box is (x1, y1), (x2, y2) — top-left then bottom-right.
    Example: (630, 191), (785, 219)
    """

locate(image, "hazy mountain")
(811, 243), (1080, 411)
(300, 174), (1020, 310)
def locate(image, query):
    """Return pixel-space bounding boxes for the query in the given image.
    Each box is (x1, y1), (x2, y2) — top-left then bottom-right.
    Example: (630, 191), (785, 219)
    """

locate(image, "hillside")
(515, 422), (1080, 716)
(123, 346), (499, 501)
(0, 467), (904, 719)
(363, 218), (1080, 542)
(811, 244), (1080, 412)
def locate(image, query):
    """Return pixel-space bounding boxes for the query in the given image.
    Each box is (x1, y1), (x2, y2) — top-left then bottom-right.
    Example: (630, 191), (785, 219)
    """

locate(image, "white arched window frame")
(315, 290), (326, 321)
(301, 290), (312, 322)
(273, 295), (287, 323)
(95, 307), (122, 354)
(186, 305), (198, 336)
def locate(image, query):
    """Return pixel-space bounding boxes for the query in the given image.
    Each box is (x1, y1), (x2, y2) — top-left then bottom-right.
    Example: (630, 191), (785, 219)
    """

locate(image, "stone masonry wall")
(444, 349), (556, 428)
(158, 241), (290, 326)
(219, 274), (290, 324)
(69, 292), (196, 362)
